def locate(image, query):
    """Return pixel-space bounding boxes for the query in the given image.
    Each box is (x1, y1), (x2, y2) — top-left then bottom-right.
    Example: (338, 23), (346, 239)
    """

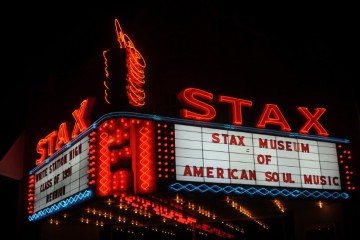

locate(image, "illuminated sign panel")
(33, 135), (90, 213)
(175, 124), (341, 190)
(28, 112), (353, 221)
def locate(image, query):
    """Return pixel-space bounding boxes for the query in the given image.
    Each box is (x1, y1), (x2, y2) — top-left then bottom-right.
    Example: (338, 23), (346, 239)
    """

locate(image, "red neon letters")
(178, 88), (329, 136)
(36, 98), (95, 165)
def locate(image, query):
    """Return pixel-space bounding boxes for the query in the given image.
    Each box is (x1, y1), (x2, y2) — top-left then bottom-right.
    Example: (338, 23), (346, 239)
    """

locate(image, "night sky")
(1, 1), (359, 160)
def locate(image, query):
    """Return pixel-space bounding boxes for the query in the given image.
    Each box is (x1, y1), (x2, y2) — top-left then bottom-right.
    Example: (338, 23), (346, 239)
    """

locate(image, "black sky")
(1, 1), (359, 159)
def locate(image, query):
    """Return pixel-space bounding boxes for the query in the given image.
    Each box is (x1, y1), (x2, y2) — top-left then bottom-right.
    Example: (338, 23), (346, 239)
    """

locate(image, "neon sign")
(178, 87), (329, 136)
(36, 98), (95, 165)
(103, 19), (146, 107)
(29, 109), (353, 222)
(32, 135), (90, 213)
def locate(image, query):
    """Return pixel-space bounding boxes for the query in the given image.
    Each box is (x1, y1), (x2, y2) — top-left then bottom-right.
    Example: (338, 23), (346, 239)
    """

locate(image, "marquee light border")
(169, 183), (349, 199)
(28, 189), (94, 221)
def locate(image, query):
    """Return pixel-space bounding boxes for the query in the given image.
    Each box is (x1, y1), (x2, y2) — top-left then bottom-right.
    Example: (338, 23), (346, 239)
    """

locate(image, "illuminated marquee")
(26, 18), (356, 226)
(28, 108), (354, 222)
(28, 89), (354, 220)
(31, 133), (90, 213)
(28, 116), (157, 220)
(174, 124), (340, 190)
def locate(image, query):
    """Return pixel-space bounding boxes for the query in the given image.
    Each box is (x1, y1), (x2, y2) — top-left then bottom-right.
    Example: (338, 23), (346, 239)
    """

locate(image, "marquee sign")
(26, 19), (356, 225)
(174, 124), (340, 190)
(28, 109), (354, 221)
(32, 134), (90, 213)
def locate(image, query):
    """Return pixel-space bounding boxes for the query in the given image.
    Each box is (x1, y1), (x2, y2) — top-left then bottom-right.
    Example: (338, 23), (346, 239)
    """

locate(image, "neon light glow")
(139, 127), (152, 190)
(337, 144), (356, 190)
(91, 112), (351, 199)
(102, 49), (111, 104)
(297, 107), (329, 136)
(97, 129), (113, 196)
(218, 95), (252, 125)
(87, 131), (97, 186)
(56, 122), (71, 151)
(256, 104), (291, 131)
(96, 118), (156, 197)
(114, 19), (146, 107)
(36, 139), (47, 166)
(71, 98), (95, 138)
(132, 121), (156, 194)
(178, 87), (329, 136)
(29, 111), (352, 222)
(91, 112), (347, 144)
(35, 98), (95, 165)
(178, 88), (216, 121)
(169, 183), (349, 199)
(27, 175), (35, 214)
(28, 189), (93, 221)
(97, 118), (132, 196)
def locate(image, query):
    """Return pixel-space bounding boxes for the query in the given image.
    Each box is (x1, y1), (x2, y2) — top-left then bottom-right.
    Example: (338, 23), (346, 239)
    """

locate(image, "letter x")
(72, 98), (95, 138)
(297, 107), (329, 136)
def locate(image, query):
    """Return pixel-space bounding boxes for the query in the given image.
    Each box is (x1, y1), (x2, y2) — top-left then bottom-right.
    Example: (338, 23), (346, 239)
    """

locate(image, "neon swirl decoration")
(115, 19), (146, 107)
(103, 50), (111, 104)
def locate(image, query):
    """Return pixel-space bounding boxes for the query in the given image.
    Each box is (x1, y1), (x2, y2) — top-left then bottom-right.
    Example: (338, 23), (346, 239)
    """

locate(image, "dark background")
(2, 2), (358, 159)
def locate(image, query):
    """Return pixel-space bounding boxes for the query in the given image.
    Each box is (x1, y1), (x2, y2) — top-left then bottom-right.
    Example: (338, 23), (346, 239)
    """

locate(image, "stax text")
(36, 98), (95, 165)
(177, 87), (329, 136)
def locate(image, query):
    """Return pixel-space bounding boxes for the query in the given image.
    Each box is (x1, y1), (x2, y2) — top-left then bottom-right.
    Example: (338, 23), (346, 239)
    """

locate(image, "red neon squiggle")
(115, 19), (146, 107)
(103, 50), (111, 104)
